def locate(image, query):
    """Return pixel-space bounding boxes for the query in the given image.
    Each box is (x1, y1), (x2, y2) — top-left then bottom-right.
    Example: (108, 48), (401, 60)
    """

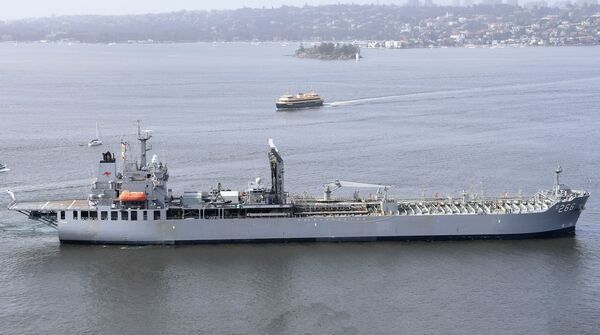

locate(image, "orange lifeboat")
(119, 191), (147, 202)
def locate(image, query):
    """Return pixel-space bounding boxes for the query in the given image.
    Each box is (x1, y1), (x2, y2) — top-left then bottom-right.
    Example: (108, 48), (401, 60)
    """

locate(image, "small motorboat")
(0, 163), (10, 172)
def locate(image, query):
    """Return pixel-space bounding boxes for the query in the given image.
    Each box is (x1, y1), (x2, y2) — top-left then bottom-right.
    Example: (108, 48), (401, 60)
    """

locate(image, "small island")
(295, 42), (361, 60)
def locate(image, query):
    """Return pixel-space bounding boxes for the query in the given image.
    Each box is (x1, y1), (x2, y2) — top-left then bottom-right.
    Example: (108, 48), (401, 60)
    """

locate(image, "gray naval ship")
(7, 123), (590, 245)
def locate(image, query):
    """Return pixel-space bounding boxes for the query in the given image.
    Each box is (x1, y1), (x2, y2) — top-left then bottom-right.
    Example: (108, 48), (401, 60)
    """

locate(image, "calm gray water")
(1, 43), (599, 334)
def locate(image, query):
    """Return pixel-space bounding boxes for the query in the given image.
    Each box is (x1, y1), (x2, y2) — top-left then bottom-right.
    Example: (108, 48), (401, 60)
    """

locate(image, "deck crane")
(323, 179), (391, 201)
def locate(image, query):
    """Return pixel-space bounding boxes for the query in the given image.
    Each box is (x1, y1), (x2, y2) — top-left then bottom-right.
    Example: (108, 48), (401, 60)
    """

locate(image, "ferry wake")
(7, 122), (589, 245)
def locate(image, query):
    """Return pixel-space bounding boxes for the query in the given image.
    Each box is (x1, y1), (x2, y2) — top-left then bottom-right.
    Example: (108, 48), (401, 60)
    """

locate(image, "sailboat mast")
(95, 122), (101, 140)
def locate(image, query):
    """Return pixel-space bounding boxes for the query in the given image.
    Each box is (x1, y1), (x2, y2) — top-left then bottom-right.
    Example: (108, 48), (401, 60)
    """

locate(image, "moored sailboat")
(88, 123), (103, 147)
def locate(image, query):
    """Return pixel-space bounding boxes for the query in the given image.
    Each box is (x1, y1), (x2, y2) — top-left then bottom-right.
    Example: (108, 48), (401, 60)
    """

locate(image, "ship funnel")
(268, 139), (285, 204)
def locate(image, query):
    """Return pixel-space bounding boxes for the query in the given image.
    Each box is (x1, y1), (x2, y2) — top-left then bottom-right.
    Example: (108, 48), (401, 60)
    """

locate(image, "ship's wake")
(326, 76), (600, 107)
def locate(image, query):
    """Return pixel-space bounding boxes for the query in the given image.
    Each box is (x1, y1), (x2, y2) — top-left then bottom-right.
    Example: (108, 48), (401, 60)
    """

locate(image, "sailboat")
(88, 123), (103, 147)
(0, 163), (9, 172)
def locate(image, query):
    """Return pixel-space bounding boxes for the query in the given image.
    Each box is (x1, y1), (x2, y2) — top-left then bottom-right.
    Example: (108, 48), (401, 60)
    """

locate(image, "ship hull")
(57, 197), (587, 245)
(276, 100), (324, 110)
(61, 227), (576, 245)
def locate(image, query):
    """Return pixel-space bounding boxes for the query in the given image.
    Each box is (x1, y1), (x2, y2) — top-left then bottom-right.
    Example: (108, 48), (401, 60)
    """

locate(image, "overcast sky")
(1, 1), (435, 20)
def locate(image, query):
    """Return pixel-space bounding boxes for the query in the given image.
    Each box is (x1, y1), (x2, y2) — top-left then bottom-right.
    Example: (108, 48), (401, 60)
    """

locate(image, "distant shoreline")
(1, 4), (598, 48)
(2, 40), (599, 51)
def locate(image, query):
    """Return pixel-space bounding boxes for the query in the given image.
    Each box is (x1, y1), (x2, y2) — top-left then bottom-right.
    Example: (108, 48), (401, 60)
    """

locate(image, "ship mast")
(554, 165), (563, 196)
(137, 120), (152, 168)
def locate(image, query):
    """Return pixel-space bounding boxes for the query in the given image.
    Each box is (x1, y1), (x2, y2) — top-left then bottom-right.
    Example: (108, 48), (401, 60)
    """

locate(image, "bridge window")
(131, 211), (138, 221)
(101, 211), (108, 220)
(111, 211), (118, 220)
(90, 211), (98, 220)
(143, 211), (148, 220)
(154, 210), (161, 220)
(81, 211), (89, 220)
(73, 211), (78, 220)
(121, 211), (128, 220)
(60, 211), (65, 220)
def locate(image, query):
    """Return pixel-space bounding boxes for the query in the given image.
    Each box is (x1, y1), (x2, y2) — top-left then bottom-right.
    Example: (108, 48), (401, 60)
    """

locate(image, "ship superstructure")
(7, 123), (590, 244)
(276, 92), (324, 110)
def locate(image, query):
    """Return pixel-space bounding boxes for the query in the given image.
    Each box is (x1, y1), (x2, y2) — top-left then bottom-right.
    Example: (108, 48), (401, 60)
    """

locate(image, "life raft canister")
(119, 191), (147, 202)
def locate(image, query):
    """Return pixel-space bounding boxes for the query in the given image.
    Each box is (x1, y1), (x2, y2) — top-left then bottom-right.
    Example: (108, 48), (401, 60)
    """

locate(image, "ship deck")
(9, 199), (92, 212)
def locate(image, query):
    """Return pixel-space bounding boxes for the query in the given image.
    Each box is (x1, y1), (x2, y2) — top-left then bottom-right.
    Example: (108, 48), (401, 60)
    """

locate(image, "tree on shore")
(295, 42), (359, 60)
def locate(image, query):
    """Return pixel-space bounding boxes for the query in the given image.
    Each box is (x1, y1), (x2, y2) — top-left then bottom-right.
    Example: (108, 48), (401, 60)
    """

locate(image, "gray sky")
(0, 0), (423, 20)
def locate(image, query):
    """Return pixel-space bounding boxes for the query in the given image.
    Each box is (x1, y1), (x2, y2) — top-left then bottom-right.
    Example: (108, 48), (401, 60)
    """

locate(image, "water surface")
(0, 43), (599, 334)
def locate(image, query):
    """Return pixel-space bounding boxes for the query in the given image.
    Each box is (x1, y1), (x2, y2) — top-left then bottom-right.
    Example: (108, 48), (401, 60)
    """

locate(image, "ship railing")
(291, 197), (380, 205)
(396, 197), (553, 216)
(246, 212), (291, 218)
(294, 210), (369, 217)
(394, 194), (542, 204)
